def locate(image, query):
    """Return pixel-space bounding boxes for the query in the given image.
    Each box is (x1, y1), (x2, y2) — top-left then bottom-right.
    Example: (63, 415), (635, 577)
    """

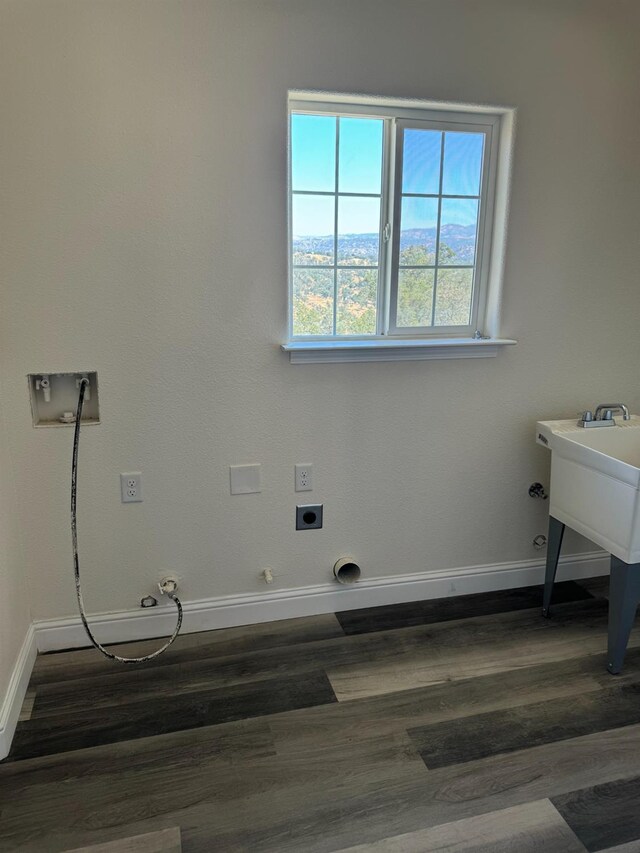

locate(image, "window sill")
(282, 337), (517, 364)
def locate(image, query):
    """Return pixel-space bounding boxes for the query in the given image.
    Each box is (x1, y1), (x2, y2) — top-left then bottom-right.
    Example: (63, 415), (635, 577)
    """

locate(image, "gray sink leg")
(542, 516), (565, 617)
(607, 556), (640, 674)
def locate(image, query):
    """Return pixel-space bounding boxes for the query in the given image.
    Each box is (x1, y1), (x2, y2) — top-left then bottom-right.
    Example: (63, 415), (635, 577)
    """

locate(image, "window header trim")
(289, 89), (514, 121)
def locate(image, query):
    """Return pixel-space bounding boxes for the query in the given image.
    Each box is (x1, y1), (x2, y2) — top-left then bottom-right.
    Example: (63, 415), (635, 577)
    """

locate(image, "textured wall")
(1, 0), (639, 621)
(0, 375), (31, 701)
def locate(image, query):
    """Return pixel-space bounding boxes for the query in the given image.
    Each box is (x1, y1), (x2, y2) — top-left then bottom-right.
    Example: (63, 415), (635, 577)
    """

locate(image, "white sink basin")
(536, 416), (640, 562)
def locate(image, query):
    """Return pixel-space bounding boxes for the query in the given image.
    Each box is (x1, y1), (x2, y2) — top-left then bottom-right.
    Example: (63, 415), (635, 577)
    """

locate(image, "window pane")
(292, 269), (334, 335)
(438, 198), (478, 265)
(292, 194), (335, 265)
(337, 269), (377, 335)
(397, 268), (434, 327)
(434, 268), (473, 326)
(399, 197), (438, 264)
(291, 114), (336, 192)
(402, 129), (442, 195)
(442, 132), (484, 196)
(338, 118), (383, 194)
(338, 196), (380, 265)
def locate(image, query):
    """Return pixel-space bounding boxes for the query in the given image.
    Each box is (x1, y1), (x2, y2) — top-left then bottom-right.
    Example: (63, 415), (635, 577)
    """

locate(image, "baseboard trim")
(0, 623), (37, 760)
(34, 550), (609, 653)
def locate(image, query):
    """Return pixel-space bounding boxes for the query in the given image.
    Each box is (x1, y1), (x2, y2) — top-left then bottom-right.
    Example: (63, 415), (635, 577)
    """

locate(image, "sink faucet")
(594, 403), (630, 421)
(577, 403), (631, 428)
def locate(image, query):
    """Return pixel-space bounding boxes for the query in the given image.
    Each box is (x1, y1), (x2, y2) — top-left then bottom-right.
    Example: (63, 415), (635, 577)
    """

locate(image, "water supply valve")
(76, 374), (90, 401)
(28, 371), (100, 427)
(35, 374), (51, 402)
(159, 577), (179, 595)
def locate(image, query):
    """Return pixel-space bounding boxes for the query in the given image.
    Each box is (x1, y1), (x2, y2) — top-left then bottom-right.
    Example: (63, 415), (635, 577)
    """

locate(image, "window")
(285, 93), (515, 362)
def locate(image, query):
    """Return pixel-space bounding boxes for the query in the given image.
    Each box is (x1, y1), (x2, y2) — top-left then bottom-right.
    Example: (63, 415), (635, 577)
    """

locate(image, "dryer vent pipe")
(333, 558), (361, 584)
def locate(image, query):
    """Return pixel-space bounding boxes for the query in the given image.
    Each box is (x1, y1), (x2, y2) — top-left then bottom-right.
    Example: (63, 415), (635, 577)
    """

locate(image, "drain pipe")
(333, 558), (361, 584)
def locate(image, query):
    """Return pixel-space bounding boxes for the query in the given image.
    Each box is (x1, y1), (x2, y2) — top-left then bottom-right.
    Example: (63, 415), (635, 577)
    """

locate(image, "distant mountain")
(400, 224), (477, 247)
(293, 224), (476, 263)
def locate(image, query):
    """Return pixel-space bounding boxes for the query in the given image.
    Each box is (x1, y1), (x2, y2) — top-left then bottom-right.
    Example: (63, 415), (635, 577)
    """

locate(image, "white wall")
(1, 0), (639, 624)
(0, 374), (31, 709)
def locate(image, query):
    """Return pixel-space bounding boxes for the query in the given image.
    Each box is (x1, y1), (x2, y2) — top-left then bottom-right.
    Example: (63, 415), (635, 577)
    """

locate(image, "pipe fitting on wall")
(35, 374), (51, 403)
(529, 482), (548, 500)
(76, 374), (90, 400)
(333, 558), (361, 585)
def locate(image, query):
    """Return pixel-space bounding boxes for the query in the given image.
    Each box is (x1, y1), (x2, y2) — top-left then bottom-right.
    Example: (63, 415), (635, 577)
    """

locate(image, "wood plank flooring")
(3, 575), (640, 852)
(64, 827), (181, 853)
(335, 800), (588, 852)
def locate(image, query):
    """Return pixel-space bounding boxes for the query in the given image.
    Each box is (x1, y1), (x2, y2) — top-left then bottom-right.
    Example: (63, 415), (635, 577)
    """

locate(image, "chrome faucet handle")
(580, 410), (594, 422)
(594, 403), (630, 421)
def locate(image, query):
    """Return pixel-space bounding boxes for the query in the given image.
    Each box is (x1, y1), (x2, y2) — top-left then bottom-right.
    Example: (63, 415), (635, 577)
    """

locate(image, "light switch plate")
(229, 464), (261, 495)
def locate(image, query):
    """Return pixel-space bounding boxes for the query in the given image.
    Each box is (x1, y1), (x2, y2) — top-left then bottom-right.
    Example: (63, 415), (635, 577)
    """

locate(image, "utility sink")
(537, 416), (640, 564)
(537, 414), (640, 675)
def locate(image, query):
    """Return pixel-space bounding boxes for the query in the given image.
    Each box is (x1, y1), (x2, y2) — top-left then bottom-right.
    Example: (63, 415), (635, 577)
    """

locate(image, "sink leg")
(607, 556), (640, 675)
(542, 516), (565, 617)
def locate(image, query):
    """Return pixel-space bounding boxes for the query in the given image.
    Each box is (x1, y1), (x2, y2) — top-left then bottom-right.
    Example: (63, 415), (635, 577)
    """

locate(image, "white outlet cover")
(229, 464), (261, 495)
(120, 472), (143, 503)
(295, 463), (313, 492)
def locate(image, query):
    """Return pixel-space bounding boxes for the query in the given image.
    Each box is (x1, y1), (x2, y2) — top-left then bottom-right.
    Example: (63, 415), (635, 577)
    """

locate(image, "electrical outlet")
(296, 504), (323, 530)
(295, 463), (313, 492)
(120, 472), (143, 503)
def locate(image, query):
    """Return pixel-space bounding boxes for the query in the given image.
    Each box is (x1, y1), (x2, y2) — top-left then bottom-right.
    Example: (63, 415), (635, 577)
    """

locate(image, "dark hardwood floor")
(2, 576), (640, 852)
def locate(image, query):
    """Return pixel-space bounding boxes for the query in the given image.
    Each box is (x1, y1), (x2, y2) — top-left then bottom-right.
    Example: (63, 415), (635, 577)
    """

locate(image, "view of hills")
(293, 224), (477, 266)
(292, 225), (477, 336)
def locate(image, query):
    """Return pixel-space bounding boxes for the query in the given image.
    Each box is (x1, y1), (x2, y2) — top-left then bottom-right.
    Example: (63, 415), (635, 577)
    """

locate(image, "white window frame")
(388, 115), (496, 338)
(283, 92), (517, 363)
